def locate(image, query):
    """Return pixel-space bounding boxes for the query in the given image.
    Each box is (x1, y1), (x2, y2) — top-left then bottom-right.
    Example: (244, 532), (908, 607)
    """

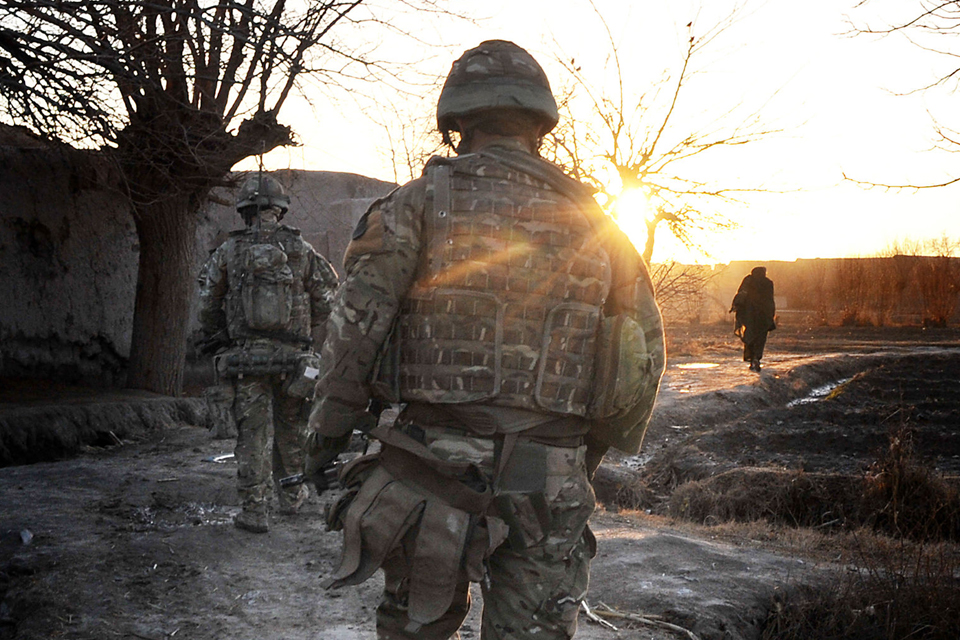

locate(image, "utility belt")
(377, 422), (586, 550)
(324, 422), (591, 630)
(215, 346), (321, 399)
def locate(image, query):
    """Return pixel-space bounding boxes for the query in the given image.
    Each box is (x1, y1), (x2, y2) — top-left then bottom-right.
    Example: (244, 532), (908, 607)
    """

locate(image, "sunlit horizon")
(235, 0), (960, 265)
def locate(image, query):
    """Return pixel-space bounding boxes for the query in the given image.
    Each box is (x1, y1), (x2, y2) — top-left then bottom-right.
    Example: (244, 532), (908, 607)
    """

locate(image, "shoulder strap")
(422, 162), (453, 275)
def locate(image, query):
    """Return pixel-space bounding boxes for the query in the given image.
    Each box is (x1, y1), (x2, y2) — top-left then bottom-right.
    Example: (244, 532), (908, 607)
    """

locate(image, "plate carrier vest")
(378, 152), (612, 417)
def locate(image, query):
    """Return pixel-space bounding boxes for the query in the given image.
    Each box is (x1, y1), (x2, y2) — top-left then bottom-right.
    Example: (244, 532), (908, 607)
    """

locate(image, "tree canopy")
(0, 0), (390, 394)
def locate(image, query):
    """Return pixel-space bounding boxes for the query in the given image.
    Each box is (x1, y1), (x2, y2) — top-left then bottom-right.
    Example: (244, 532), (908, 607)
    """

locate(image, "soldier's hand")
(308, 394), (377, 438)
(303, 431), (351, 491)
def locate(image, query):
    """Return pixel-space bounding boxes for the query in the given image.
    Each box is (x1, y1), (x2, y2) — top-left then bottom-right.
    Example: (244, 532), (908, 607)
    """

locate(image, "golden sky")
(242, 0), (960, 265)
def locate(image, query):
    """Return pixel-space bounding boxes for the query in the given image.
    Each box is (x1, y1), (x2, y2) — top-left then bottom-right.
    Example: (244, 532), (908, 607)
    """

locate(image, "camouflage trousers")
(353, 429), (596, 640)
(233, 375), (308, 514)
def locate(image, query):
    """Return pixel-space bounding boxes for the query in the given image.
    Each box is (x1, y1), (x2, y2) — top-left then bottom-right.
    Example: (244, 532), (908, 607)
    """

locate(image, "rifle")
(278, 461), (342, 493)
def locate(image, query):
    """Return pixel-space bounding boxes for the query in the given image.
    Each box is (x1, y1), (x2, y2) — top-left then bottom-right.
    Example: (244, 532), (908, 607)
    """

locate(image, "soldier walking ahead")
(305, 41), (664, 639)
(196, 174), (338, 533)
(730, 266), (776, 372)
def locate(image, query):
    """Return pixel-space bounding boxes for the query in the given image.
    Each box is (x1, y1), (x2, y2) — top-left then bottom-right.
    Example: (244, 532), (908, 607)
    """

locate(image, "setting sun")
(612, 187), (653, 253)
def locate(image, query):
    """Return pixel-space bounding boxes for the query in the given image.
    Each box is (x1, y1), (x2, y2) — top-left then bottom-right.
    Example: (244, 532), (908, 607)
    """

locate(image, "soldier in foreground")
(196, 174), (338, 533)
(306, 40), (664, 638)
(730, 266), (776, 372)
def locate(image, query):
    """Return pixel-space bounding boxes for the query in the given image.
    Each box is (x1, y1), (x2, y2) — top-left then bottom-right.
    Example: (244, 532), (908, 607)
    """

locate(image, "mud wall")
(1, 128), (396, 386)
(0, 139), (137, 386)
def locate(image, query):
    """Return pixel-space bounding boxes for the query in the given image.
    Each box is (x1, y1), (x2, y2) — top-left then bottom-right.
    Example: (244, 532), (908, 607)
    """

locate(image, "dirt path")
(0, 423), (818, 640)
(2, 326), (959, 640)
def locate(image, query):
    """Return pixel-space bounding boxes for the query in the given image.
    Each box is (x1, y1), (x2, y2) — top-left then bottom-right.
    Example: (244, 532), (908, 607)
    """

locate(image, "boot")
(234, 508), (269, 533)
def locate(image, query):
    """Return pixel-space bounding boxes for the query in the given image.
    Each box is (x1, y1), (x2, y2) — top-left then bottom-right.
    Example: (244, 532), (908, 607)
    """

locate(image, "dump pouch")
(408, 500), (472, 625)
(325, 453), (380, 532)
(325, 466), (426, 588)
(323, 455), (509, 626)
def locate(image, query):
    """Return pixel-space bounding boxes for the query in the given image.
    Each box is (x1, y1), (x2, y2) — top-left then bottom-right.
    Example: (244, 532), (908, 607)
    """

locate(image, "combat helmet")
(437, 40), (559, 142)
(236, 173), (291, 221)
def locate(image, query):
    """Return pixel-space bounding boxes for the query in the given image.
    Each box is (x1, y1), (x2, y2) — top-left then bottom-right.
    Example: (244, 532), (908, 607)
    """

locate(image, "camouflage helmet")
(437, 40), (559, 136)
(236, 173), (290, 212)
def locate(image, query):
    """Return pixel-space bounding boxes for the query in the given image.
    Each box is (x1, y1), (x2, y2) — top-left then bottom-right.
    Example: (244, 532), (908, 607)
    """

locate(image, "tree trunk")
(643, 218), (658, 265)
(126, 197), (200, 396)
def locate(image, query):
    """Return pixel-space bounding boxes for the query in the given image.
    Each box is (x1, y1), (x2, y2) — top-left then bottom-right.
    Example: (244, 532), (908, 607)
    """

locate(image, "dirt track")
(2, 325), (959, 640)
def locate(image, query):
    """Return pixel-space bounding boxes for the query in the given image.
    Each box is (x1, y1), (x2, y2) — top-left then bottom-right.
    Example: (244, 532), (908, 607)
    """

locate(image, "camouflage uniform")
(197, 183), (338, 530)
(309, 41), (664, 639)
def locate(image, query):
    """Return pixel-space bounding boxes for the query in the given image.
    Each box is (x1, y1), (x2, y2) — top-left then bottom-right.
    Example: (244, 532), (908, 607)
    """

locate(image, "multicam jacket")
(314, 140), (664, 453)
(197, 223), (339, 346)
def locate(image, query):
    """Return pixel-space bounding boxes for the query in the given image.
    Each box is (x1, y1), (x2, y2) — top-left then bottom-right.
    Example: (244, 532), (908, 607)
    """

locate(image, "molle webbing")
(216, 349), (303, 377)
(223, 227), (311, 343)
(389, 154), (610, 416)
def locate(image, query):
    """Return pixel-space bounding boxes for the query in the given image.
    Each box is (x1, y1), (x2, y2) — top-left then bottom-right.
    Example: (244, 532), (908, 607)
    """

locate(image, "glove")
(308, 394), (378, 438)
(303, 431), (352, 492)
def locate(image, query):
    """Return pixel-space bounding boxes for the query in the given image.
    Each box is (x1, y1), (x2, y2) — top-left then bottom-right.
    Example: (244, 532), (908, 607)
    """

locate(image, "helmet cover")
(236, 173), (291, 212)
(437, 40), (559, 134)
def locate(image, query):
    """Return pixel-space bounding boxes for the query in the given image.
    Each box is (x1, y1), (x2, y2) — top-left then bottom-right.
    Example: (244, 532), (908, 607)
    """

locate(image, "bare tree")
(850, 1), (960, 188)
(370, 96), (446, 184)
(541, 4), (786, 265)
(915, 235), (960, 326)
(0, 1), (427, 394)
(810, 260), (830, 325)
(650, 261), (717, 324)
(863, 257), (899, 326)
(833, 258), (869, 325)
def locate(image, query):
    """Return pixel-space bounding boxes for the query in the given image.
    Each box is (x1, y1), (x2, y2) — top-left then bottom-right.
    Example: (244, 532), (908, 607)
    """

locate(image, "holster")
(493, 438), (553, 550)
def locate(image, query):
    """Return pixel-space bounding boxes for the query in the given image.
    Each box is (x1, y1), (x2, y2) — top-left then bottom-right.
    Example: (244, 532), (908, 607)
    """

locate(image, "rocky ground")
(2, 324), (959, 640)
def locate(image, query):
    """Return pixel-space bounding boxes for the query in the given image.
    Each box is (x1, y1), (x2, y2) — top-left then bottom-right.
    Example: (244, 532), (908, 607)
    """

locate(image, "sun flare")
(611, 187), (652, 253)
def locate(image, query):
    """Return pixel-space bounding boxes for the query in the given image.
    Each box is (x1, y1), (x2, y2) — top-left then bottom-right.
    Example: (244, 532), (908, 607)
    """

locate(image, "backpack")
(238, 240), (295, 332)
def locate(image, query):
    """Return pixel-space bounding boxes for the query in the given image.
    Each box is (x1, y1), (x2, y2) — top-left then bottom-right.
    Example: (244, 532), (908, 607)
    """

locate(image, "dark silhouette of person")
(730, 266), (776, 372)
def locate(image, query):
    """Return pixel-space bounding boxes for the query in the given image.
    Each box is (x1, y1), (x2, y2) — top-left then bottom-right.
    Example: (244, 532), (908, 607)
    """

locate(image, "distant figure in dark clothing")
(730, 266), (776, 372)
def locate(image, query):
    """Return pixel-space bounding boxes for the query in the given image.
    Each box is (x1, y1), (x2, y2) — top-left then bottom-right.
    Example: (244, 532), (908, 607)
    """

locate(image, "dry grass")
(662, 427), (960, 542)
(667, 467), (858, 530)
(644, 327), (960, 637)
(761, 536), (960, 640)
(857, 427), (960, 541)
(653, 427), (960, 639)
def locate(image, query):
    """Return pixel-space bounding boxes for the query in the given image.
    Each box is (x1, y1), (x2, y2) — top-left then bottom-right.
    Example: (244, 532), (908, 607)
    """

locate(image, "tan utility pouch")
(281, 352), (322, 399)
(325, 453), (380, 532)
(325, 439), (508, 627)
(588, 314), (654, 419)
